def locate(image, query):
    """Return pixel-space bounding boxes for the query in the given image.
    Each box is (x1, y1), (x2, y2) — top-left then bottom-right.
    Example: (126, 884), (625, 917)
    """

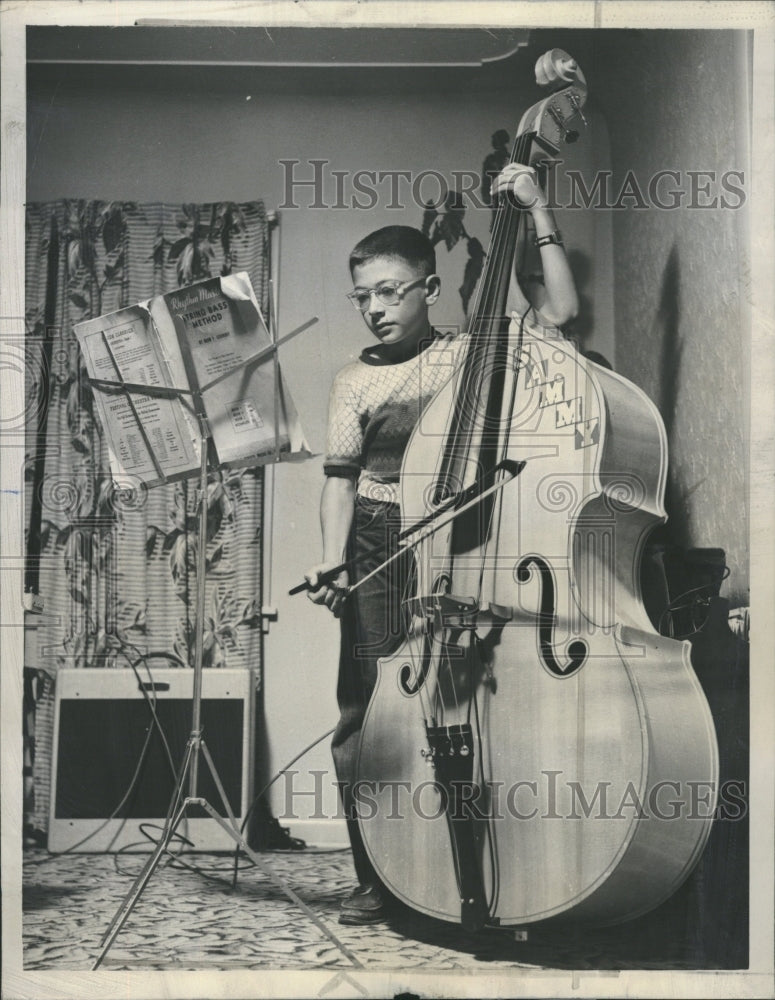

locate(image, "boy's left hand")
(490, 164), (547, 211)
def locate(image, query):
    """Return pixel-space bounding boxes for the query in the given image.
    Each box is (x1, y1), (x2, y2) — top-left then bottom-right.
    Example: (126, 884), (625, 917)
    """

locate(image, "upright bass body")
(356, 319), (719, 927)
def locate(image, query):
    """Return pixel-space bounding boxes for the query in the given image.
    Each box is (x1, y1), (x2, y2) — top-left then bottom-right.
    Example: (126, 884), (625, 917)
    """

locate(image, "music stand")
(83, 321), (362, 971)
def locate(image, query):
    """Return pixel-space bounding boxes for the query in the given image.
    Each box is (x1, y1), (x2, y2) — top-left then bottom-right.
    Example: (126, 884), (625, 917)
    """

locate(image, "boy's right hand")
(304, 562), (350, 618)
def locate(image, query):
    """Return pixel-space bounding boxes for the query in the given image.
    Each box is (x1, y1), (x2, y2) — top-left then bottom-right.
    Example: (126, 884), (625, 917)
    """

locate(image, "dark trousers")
(330, 495), (412, 886)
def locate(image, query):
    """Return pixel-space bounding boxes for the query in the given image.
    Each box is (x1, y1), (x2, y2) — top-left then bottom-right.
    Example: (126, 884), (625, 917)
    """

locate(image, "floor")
(19, 614), (750, 987)
(22, 841), (744, 974)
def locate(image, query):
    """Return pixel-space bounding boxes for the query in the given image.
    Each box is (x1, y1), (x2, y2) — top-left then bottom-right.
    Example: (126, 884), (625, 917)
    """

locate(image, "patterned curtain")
(25, 200), (270, 834)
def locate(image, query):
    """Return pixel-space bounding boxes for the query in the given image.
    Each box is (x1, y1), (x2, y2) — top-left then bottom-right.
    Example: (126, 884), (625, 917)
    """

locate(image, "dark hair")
(349, 226), (436, 276)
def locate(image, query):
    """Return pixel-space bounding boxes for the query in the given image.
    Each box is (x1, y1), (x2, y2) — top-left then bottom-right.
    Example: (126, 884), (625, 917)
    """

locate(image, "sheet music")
(76, 273), (310, 482)
(75, 305), (200, 485)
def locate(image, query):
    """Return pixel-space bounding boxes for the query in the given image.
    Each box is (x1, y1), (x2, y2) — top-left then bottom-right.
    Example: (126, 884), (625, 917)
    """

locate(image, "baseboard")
(281, 818), (349, 849)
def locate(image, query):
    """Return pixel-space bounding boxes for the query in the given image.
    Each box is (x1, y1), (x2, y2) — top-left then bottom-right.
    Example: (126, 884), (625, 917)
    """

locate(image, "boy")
(304, 164), (578, 925)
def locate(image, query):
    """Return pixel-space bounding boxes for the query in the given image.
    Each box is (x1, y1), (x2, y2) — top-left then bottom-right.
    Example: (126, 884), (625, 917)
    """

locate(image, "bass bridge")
(406, 593), (479, 634)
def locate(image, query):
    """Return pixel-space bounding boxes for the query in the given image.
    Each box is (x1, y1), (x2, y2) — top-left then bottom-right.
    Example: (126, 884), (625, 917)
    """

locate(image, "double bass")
(354, 50), (719, 929)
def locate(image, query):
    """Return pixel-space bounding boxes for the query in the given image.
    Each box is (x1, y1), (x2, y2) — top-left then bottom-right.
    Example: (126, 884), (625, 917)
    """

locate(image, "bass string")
(444, 128), (534, 628)
(473, 303), (531, 611)
(397, 563), (441, 726)
(464, 127), (533, 339)
(467, 215), (529, 608)
(438, 129), (533, 499)
(428, 129), (524, 495)
(397, 128), (535, 729)
(392, 534), (470, 726)
(401, 135), (535, 730)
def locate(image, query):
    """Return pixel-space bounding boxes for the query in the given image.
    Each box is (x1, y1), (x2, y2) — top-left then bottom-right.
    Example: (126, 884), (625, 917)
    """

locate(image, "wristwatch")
(534, 230), (564, 248)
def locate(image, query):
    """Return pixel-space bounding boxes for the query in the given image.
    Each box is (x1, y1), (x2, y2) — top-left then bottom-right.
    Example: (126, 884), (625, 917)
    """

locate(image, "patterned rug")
(22, 844), (740, 972)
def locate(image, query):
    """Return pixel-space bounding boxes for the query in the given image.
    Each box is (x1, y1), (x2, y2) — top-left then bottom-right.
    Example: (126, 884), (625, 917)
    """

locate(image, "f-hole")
(516, 556), (587, 677)
(399, 573), (450, 695)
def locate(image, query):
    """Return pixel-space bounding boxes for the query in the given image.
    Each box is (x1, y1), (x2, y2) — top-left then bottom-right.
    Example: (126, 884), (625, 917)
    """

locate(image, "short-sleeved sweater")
(324, 329), (466, 504)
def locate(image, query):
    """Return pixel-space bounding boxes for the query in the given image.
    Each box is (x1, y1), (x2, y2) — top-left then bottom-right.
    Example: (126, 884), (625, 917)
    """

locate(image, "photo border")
(2, 2), (773, 998)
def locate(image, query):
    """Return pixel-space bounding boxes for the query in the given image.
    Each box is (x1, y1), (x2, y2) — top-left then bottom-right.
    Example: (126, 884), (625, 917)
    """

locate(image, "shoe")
(338, 884), (387, 925)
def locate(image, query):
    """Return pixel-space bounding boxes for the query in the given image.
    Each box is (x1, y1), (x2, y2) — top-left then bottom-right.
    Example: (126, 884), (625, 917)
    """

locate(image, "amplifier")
(49, 667), (258, 853)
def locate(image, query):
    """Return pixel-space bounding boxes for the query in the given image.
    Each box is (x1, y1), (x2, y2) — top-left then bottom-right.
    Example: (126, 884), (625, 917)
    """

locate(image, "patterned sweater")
(324, 330), (466, 504)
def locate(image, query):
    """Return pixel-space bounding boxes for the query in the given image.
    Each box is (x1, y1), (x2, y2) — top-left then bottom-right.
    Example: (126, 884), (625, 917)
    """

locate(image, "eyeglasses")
(346, 276), (431, 312)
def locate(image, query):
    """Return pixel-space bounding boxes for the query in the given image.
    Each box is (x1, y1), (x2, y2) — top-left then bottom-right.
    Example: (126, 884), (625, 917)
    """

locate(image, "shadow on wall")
(654, 244), (691, 552)
(565, 249), (594, 349)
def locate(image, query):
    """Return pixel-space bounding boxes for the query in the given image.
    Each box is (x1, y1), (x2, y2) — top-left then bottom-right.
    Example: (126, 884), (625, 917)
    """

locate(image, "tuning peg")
(547, 103), (579, 144)
(568, 91), (588, 128)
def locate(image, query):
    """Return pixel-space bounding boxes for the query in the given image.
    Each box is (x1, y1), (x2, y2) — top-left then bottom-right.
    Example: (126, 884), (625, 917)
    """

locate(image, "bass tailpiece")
(424, 723), (489, 931)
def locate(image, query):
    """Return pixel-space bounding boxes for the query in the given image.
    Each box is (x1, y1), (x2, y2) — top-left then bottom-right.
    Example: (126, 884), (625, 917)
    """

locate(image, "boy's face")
(350, 256), (439, 356)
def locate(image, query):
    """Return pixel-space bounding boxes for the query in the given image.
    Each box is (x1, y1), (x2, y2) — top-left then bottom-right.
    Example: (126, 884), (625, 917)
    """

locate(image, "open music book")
(75, 272), (310, 486)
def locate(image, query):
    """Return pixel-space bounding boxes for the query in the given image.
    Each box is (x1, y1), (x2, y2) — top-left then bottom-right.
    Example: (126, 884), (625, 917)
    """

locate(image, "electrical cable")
(111, 824), (193, 877)
(127, 647), (184, 787)
(120, 724), (339, 884)
(226, 726), (338, 883)
(111, 824), (257, 883)
(238, 725), (338, 841)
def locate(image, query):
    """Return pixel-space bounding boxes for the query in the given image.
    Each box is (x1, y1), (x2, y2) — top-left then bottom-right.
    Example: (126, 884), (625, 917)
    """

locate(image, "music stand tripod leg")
(194, 777), (365, 970)
(92, 794), (190, 970)
(197, 739), (243, 888)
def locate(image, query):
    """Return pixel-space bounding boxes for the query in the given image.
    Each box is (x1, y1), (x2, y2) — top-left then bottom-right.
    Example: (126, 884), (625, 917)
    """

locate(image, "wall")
(591, 30), (750, 609)
(27, 54), (607, 842)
